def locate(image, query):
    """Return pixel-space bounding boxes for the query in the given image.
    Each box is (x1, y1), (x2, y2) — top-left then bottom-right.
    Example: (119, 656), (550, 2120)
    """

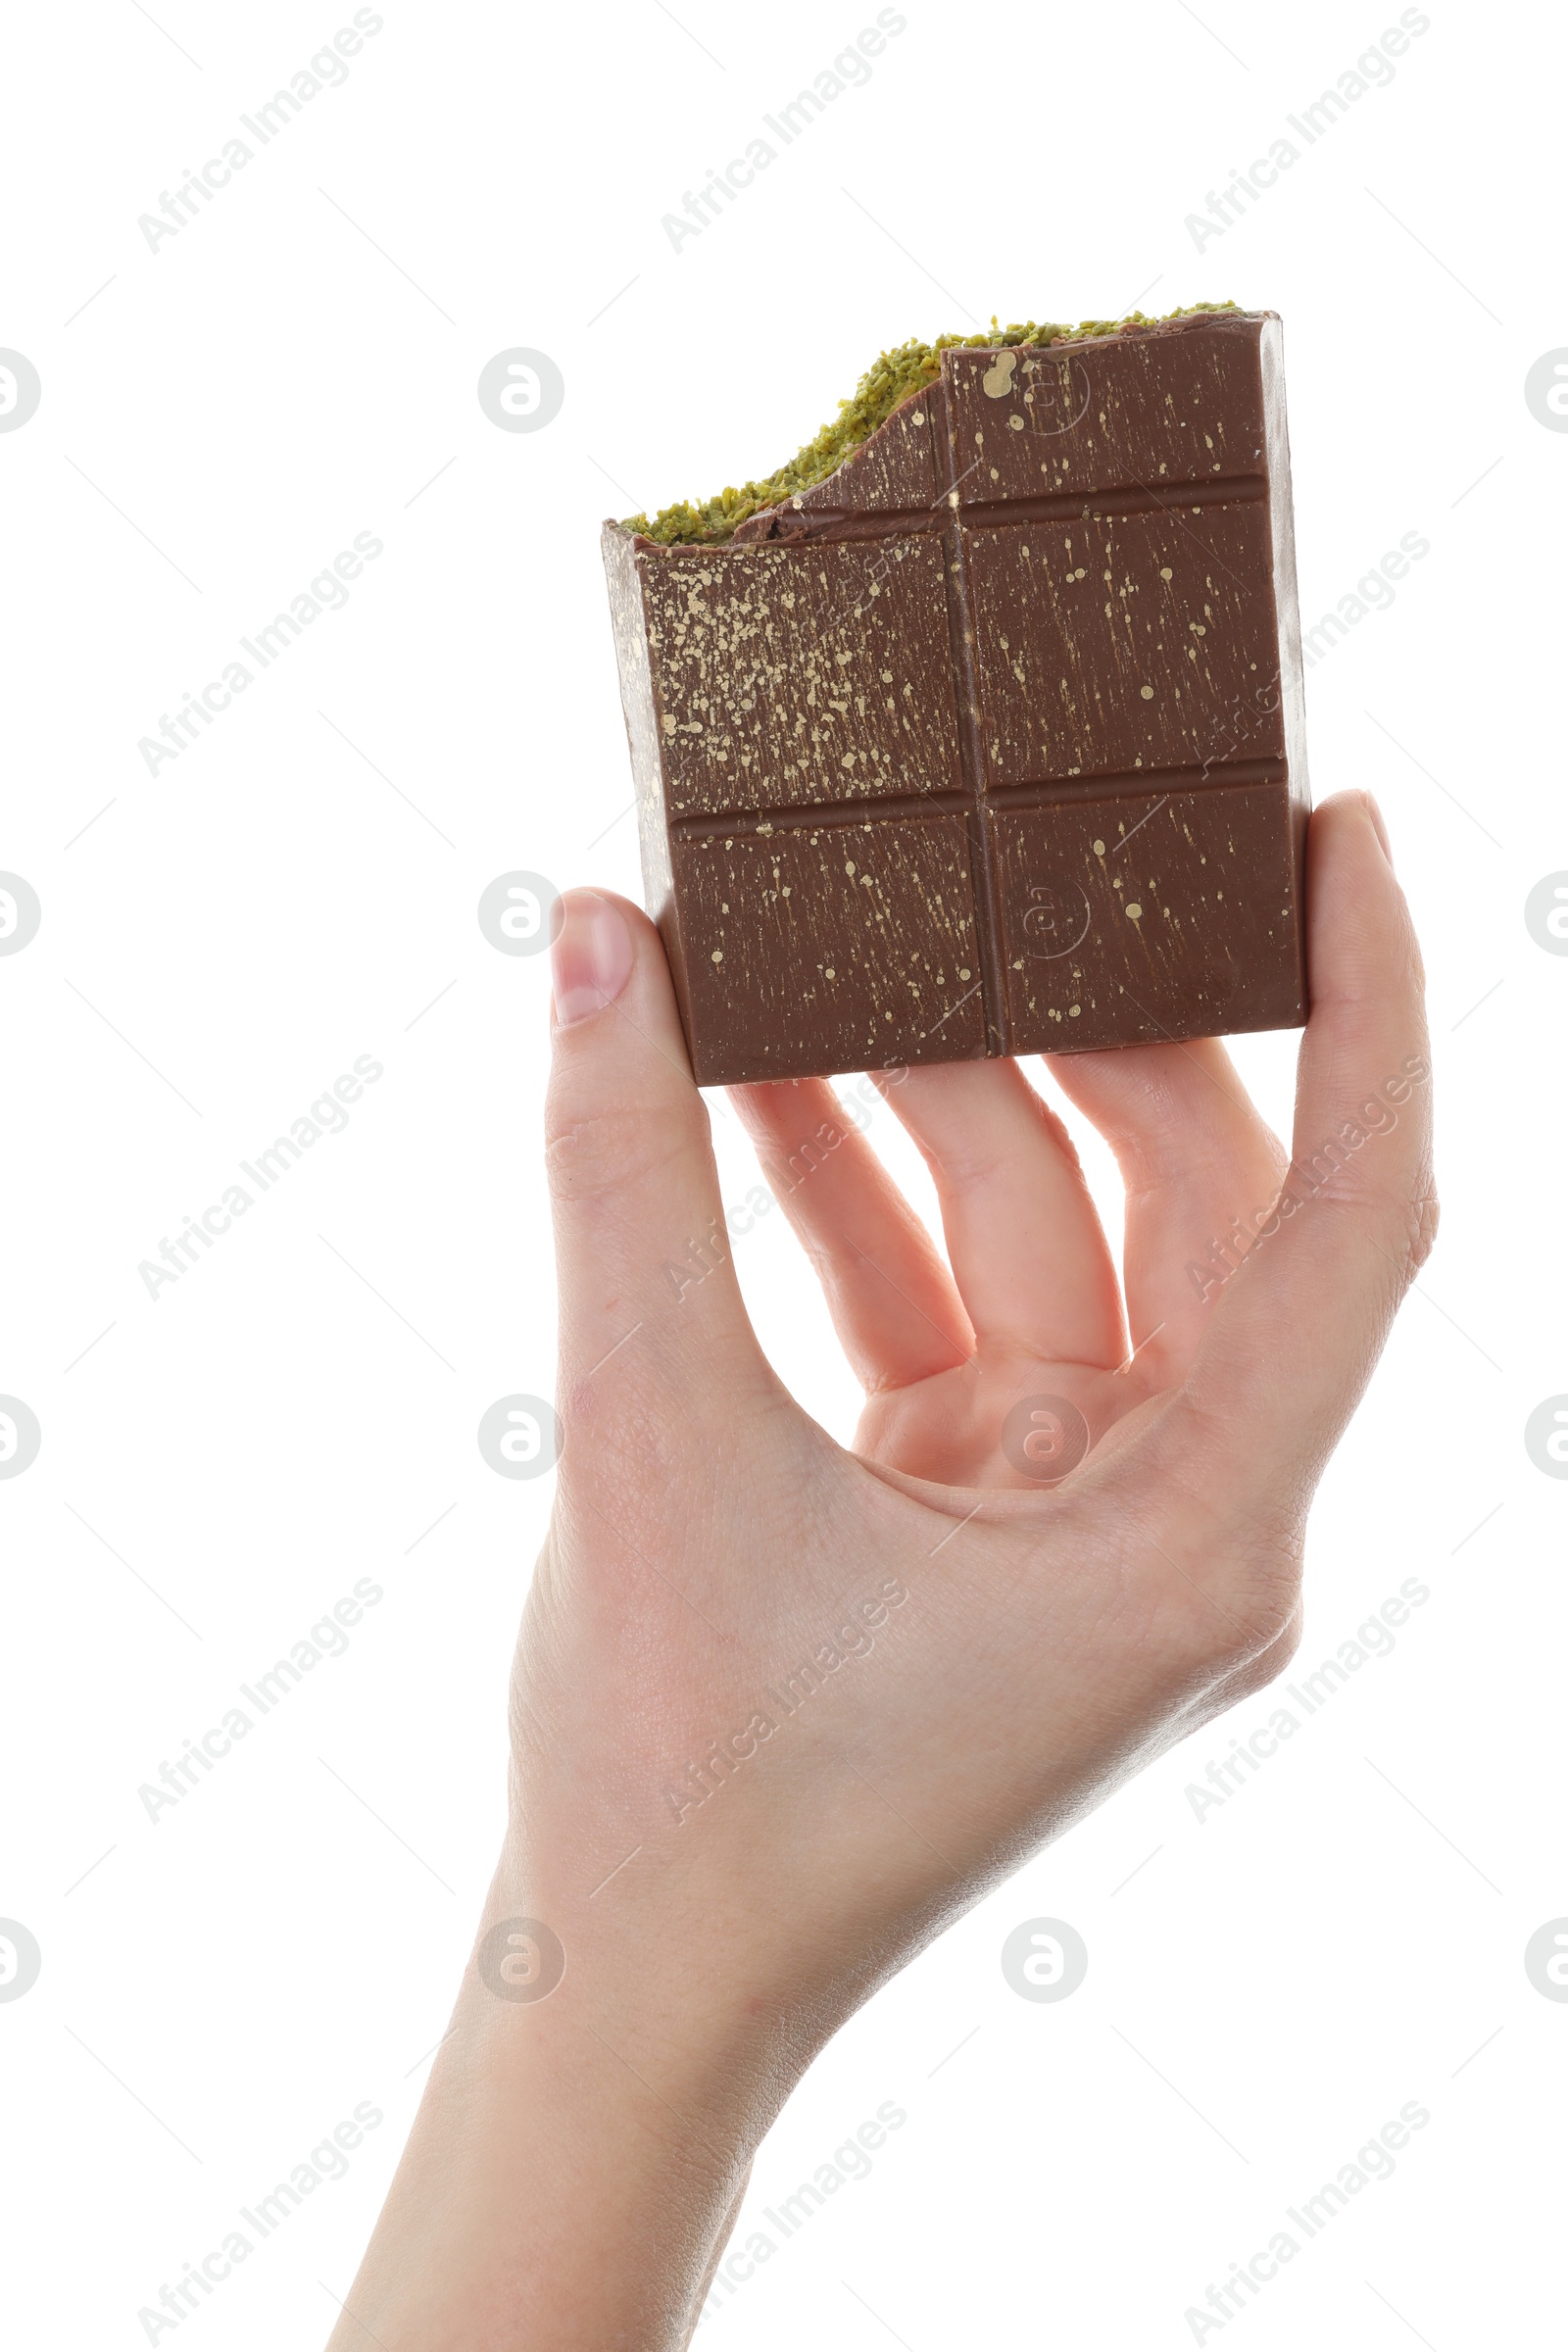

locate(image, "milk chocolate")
(602, 310), (1308, 1087)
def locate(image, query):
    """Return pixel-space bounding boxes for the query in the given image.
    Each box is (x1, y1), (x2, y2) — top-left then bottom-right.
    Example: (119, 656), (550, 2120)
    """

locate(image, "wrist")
(483, 1827), (775, 2157)
(325, 1838), (782, 2352)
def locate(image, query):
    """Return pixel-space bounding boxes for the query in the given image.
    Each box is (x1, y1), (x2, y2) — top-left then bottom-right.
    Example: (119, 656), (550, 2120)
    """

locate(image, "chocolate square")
(992, 783), (1306, 1054)
(943, 326), (1270, 504)
(666, 813), (988, 1085)
(964, 502), (1286, 784)
(627, 535), (963, 818)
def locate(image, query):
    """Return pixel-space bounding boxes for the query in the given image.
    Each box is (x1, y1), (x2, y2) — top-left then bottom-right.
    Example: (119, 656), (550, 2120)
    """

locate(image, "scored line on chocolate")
(934, 370), (1008, 1054)
(737, 469), (1269, 549)
(666, 758), (1291, 840)
(748, 470), (1272, 682)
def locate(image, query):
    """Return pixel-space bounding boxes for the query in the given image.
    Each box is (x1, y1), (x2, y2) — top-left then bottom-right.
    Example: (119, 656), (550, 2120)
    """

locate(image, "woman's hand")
(326, 789), (1434, 2351)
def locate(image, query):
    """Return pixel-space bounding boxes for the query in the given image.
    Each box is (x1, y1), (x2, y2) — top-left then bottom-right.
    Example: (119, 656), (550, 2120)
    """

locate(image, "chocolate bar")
(602, 307), (1308, 1087)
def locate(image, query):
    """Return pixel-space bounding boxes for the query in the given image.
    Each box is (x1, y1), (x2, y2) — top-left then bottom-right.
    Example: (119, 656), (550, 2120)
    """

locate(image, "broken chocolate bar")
(602, 307), (1308, 1088)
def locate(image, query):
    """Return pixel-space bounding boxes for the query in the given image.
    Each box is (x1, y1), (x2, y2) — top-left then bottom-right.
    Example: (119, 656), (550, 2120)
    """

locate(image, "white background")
(1, 0), (1564, 2344)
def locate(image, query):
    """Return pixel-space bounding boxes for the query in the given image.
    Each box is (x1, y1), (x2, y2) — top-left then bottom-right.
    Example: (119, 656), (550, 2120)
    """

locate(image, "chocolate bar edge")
(1258, 313), (1313, 966)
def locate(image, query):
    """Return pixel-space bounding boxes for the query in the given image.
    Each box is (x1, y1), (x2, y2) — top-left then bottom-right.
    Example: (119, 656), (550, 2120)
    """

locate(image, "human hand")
(327, 789), (1434, 2350)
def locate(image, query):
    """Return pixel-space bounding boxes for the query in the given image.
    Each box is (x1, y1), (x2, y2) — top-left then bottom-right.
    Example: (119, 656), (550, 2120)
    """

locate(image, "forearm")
(324, 1845), (766, 2352)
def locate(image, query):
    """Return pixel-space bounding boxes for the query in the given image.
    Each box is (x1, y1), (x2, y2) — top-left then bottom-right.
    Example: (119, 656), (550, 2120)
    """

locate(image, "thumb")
(1170, 792), (1438, 1504)
(544, 889), (773, 1450)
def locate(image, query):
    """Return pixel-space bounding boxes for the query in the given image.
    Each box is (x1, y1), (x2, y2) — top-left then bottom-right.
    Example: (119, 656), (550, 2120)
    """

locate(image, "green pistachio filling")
(623, 301), (1240, 546)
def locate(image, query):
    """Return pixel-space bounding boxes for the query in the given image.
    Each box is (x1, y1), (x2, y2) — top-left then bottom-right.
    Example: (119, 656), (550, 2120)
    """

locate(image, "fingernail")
(550, 891), (634, 1029)
(1362, 791), (1395, 869)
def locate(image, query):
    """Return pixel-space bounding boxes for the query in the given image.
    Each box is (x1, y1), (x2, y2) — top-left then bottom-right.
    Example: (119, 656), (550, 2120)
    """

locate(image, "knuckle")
(1348, 1173), (1441, 1290)
(1170, 1523), (1305, 1684)
(1287, 1167), (1441, 1292)
(1221, 1592), (1303, 1698)
(1404, 1179), (1441, 1275)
